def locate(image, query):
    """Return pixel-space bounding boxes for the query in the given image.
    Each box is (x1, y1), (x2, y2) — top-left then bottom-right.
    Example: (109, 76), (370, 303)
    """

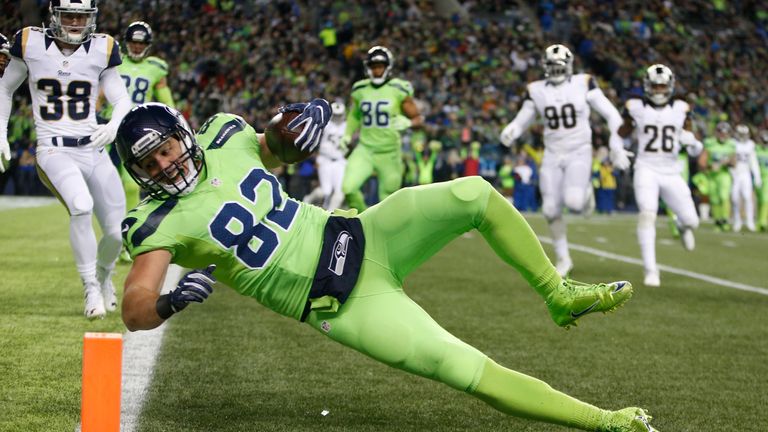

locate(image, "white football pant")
(316, 155), (346, 211)
(539, 146), (593, 263)
(36, 146), (126, 284)
(634, 166), (699, 274)
(731, 172), (756, 231)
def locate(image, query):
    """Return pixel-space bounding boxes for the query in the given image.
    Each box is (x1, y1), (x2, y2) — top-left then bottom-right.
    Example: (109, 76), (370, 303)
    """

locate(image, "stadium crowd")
(1, 0), (766, 221)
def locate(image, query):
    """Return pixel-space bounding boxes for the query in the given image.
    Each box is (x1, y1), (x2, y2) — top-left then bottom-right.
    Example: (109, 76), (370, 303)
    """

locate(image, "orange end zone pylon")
(81, 332), (122, 432)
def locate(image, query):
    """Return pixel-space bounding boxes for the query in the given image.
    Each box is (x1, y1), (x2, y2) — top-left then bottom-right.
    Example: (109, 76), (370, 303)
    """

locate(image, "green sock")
(477, 190), (561, 298)
(473, 358), (607, 431)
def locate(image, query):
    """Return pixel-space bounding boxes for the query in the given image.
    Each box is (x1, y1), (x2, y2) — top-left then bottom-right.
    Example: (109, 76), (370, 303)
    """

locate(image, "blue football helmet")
(643, 64), (675, 106)
(48, 0), (98, 45)
(365, 46), (394, 86)
(123, 21), (153, 61)
(543, 44), (573, 85)
(0, 33), (9, 56)
(116, 103), (204, 200)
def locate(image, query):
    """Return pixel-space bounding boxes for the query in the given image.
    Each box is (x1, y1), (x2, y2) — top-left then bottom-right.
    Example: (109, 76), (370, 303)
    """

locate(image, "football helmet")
(543, 44), (573, 84)
(115, 103), (204, 200)
(759, 130), (768, 145)
(643, 64), (675, 105)
(48, 0), (98, 45)
(715, 121), (731, 139)
(0, 33), (9, 56)
(123, 21), (153, 61)
(365, 46), (393, 86)
(331, 100), (345, 117)
(734, 124), (750, 141)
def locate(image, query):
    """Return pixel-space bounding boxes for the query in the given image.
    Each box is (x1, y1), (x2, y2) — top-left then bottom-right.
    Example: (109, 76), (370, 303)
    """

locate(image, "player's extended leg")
(634, 167), (661, 287)
(305, 260), (650, 431)
(327, 159), (347, 210)
(342, 145), (375, 212)
(716, 171), (733, 230)
(539, 153), (571, 276)
(359, 177), (632, 327)
(659, 174), (699, 251)
(739, 176), (757, 231)
(758, 179), (768, 231)
(87, 151), (126, 312)
(372, 150), (404, 202)
(36, 148), (105, 319)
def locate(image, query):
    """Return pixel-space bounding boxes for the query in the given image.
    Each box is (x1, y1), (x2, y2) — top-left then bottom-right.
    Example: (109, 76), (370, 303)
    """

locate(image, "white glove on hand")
(0, 136), (11, 173)
(391, 115), (413, 132)
(339, 135), (351, 154)
(89, 123), (118, 149)
(500, 123), (518, 147)
(610, 148), (634, 171)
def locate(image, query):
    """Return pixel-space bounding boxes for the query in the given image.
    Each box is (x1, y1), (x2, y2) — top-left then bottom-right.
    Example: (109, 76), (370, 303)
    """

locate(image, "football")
(264, 111), (313, 164)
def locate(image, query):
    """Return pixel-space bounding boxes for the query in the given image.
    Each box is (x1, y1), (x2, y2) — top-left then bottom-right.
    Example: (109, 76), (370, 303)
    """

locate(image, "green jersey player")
(102, 21), (175, 212)
(756, 131), (768, 231)
(116, 102), (658, 432)
(341, 46), (423, 211)
(701, 122), (736, 231)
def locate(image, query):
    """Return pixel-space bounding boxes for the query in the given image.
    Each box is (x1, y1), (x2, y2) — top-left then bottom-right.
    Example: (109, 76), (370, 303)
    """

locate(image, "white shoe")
(733, 222), (742, 233)
(680, 228), (695, 251)
(555, 257), (573, 277)
(84, 281), (106, 320)
(643, 270), (660, 287)
(97, 267), (117, 312)
(746, 223), (757, 232)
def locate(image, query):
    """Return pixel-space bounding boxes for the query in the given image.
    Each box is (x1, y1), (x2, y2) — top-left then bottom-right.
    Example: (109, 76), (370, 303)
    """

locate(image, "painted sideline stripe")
(75, 265), (184, 432)
(539, 237), (768, 296)
(121, 264), (183, 431)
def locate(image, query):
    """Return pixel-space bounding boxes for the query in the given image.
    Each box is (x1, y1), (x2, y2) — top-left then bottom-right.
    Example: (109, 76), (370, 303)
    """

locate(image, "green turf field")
(1, 203), (766, 431)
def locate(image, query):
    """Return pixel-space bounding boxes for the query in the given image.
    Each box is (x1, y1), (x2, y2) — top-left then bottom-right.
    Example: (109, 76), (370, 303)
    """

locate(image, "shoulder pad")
(388, 78), (413, 95)
(146, 56), (169, 71)
(351, 79), (370, 92)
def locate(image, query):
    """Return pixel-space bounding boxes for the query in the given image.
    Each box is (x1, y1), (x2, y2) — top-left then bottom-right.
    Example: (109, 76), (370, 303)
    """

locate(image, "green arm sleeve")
(154, 85), (175, 108)
(344, 99), (361, 139)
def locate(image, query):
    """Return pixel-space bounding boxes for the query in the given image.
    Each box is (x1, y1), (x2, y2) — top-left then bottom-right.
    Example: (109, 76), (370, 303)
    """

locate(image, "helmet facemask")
(49, 1), (98, 45)
(644, 64), (675, 106)
(543, 44), (573, 85)
(124, 117), (202, 200)
(365, 46), (393, 86)
(124, 21), (153, 61)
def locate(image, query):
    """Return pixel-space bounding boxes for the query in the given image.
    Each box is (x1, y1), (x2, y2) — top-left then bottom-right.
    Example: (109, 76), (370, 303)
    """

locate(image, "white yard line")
(538, 237), (768, 296)
(76, 265), (184, 432)
(0, 196), (57, 210)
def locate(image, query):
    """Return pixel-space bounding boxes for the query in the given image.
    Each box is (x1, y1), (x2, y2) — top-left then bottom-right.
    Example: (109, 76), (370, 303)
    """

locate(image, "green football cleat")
(601, 407), (658, 432)
(545, 279), (633, 328)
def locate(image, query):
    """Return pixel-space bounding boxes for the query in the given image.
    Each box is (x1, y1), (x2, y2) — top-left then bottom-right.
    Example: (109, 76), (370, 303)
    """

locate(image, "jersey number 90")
(209, 168), (299, 269)
(37, 79), (91, 121)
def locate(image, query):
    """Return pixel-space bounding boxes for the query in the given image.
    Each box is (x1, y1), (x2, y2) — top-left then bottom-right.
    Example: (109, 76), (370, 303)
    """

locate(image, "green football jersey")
(101, 55), (169, 119)
(703, 137), (735, 170)
(756, 145), (768, 178)
(349, 77), (414, 153)
(122, 113), (330, 320)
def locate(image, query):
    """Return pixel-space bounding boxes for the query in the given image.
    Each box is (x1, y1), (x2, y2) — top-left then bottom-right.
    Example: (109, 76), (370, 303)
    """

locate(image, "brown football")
(264, 111), (313, 164)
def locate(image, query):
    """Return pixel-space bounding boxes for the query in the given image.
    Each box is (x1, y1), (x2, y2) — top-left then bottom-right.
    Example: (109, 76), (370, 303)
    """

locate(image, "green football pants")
(342, 145), (403, 212)
(708, 170), (732, 221)
(305, 177), (607, 429)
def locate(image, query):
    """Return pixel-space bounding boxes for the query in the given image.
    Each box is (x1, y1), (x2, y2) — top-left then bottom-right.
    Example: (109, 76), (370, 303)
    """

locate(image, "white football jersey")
(318, 119), (346, 160)
(625, 98), (690, 174)
(732, 139), (756, 175)
(526, 73), (595, 153)
(10, 27), (121, 140)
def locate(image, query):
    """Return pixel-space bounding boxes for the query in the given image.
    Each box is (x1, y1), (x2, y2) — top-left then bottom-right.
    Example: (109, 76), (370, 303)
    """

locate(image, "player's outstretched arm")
(154, 77), (175, 108)
(123, 250), (216, 331)
(91, 68), (131, 148)
(500, 99), (536, 147)
(401, 96), (423, 128)
(0, 59), (28, 171)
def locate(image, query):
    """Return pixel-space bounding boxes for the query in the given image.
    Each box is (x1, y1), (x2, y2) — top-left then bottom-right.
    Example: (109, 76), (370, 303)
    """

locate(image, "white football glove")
(0, 136), (10, 173)
(89, 123), (119, 149)
(339, 135), (351, 154)
(609, 147), (634, 171)
(499, 123), (518, 147)
(391, 115), (413, 132)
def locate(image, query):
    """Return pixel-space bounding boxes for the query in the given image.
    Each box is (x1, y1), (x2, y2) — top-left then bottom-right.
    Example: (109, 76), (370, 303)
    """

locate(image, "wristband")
(156, 294), (175, 319)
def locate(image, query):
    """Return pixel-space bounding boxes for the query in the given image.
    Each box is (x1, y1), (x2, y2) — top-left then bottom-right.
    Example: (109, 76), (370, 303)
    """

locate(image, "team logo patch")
(328, 231), (351, 276)
(210, 178), (222, 187)
(320, 321), (331, 333)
